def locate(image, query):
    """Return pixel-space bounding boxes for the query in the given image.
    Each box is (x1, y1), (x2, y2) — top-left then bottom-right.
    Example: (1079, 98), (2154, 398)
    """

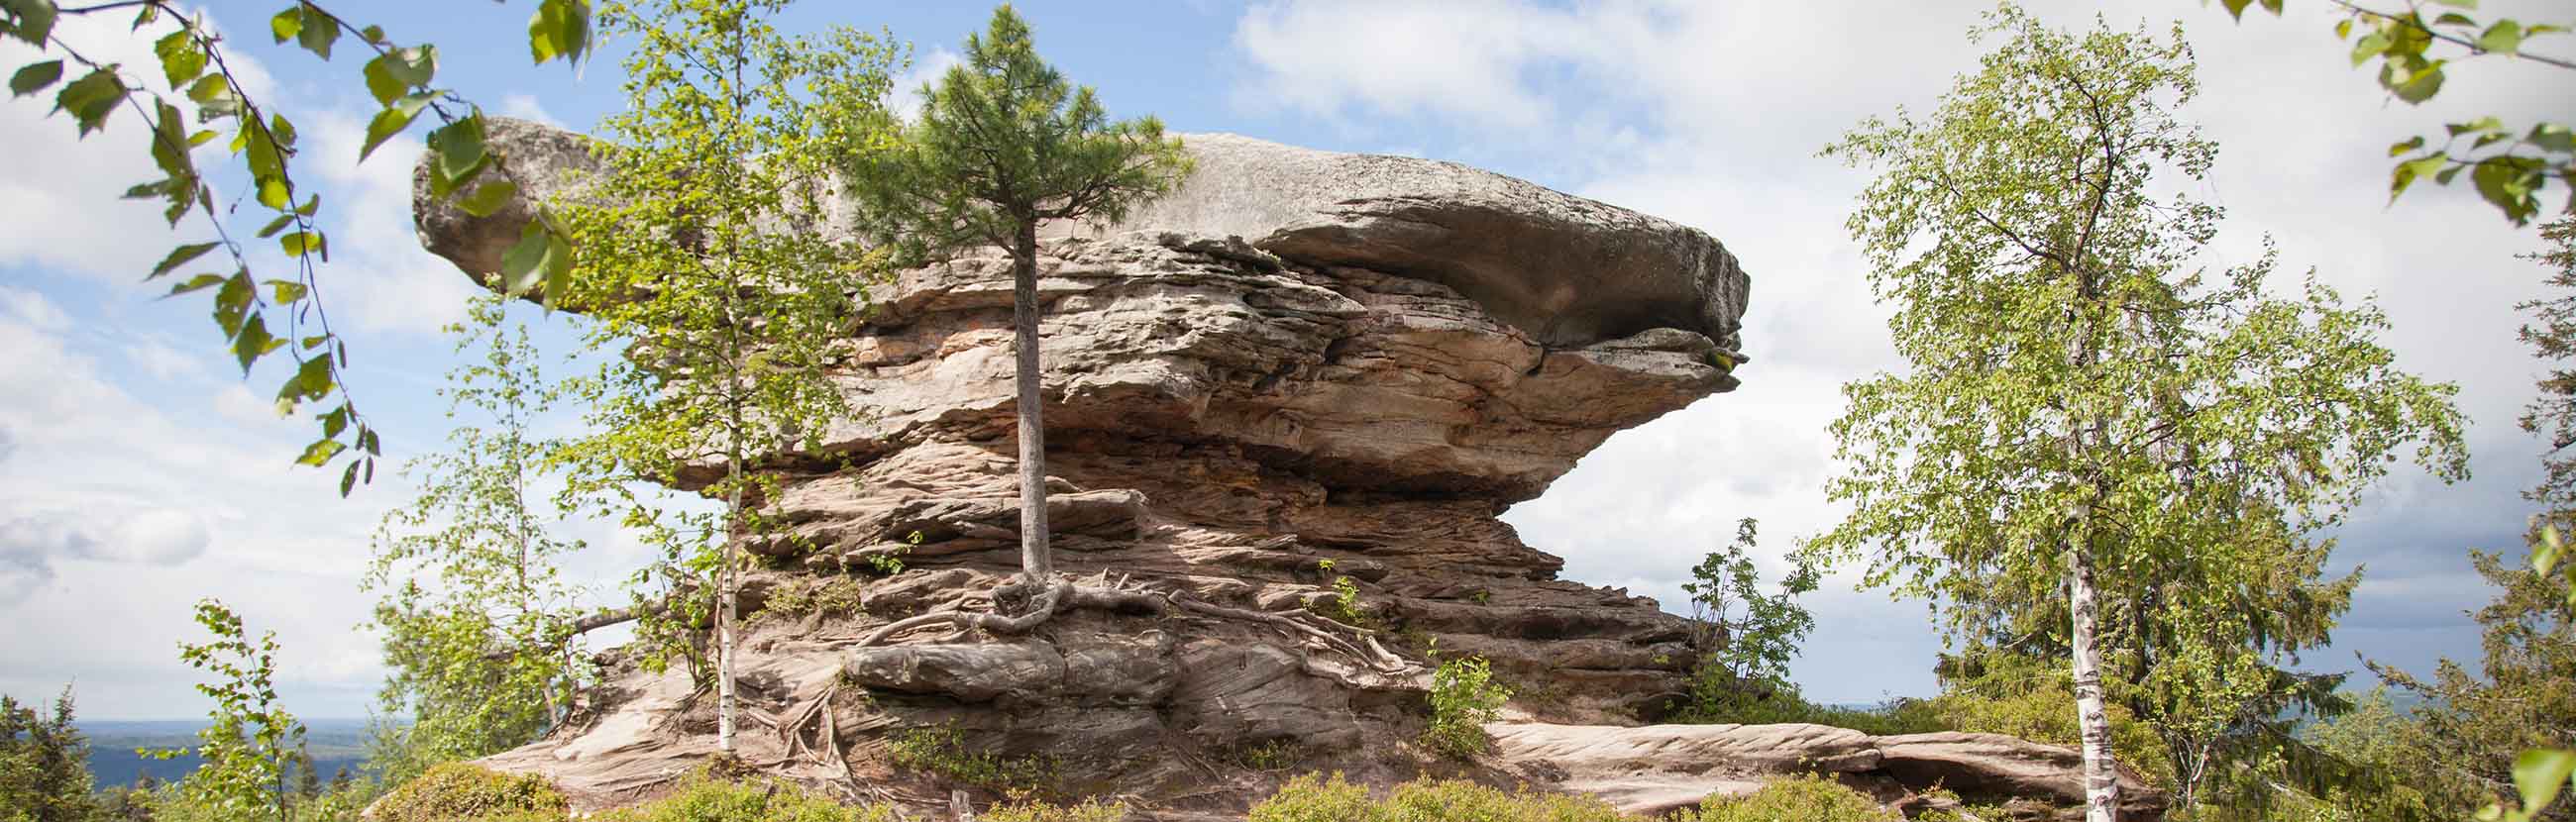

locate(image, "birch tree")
(555, 0), (895, 753)
(362, 295), (586, 784)
(1808, 7), (2466, 819)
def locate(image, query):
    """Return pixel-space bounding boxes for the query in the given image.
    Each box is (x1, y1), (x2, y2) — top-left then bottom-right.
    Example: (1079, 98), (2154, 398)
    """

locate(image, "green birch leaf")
(456, 180), (517, 218)
(498, 220), (551, 295)
(151, 241), (220, 279)
(2479, 20), (2522, 54)
(154, 29), (204, 87)
(257, 177), (291, 210)
(165, 272), (227, 297)
(2515, 749), (2575, 817)
(268, 7), (299, 44)
(293, 7), (337, 59)
(293, 437), (345, 466)
(361, 94), (430, 160)
(2, 0), (57, 46)
(53, 68), (123, 136)
(233, 314), (275, 373)
(2530, 123), (2574, 154)
(9, 58), (59, 97)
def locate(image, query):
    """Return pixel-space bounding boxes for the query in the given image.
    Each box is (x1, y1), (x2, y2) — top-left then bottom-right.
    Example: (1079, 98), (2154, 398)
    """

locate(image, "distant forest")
(76, 719), (373, 790)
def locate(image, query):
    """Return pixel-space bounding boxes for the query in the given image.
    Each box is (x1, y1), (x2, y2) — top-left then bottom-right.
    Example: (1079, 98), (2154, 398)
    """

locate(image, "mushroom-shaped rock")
(412, 120), (1776, 819)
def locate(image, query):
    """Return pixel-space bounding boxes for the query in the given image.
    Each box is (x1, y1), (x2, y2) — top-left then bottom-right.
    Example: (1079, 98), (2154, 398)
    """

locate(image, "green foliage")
(753, 578), (867, 624)
(2213, 1), (2575, 224)
(590, 773), (898, 822)
(1812, 5), (2467, 812)
(1921, 651), (2173, 787)
(0, 686), (98, 822)
(1671, 683), (1946, 737)
(2280, 687), (2442, 822)
(139, 600), (309, 822)
(837, 4), (1193, 266)
(1674, 774), (1895, 822)
(976, 798), (1127, 822)
(364, 296), (588, 786)
(2365, 531), (2576, 822)
(1676, 518), (1818, 718)
(372, 763), (568, 822)
(1422, 655), (1510, 760)
(837, 4), (1190, 582)
(2522, 219), (2576, 511)
(0, 0), (594, 488)
(1312, 574), (1370, 627)
(885, 723), (1053, 793)
(552, 0), (898, 748)
(1247, 772), (1624, 822)
(1225, 739), (1304, 772)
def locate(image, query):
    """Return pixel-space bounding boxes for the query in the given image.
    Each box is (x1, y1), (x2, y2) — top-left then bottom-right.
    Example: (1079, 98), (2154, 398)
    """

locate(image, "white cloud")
(0, 8), (276, 285)
(0, 285), (69, 332)
(499, 93), (565, 129)
(120, 334), (201, 381)
(891, 48), (964, 122)
(0, 507), (212, 594)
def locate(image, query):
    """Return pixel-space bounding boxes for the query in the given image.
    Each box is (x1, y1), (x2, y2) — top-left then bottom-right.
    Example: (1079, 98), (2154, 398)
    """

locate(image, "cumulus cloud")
(499, 93), (566, 129)
(0, 285), (69, 333)
(0, 9), (275, 285)
(890, 48), (965, 122)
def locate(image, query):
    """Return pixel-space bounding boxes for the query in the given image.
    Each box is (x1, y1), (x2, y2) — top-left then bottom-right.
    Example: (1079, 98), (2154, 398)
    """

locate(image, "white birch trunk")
(2069, 520), (2120, 821)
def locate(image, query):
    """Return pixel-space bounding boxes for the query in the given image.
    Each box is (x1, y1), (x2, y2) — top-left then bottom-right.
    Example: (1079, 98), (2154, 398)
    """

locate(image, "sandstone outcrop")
(1491, 723), (2168, 821)
(416, 119), (2159, 820)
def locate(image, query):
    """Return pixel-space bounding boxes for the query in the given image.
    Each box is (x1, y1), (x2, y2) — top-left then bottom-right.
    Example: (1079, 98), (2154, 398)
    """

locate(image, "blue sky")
(2, 0), (2571, 719)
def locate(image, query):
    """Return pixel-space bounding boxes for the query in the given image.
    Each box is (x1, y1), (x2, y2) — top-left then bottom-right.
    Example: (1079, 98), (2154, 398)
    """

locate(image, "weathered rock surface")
(417, 119), (2153, 820)
(1492, 722), (2168, 820)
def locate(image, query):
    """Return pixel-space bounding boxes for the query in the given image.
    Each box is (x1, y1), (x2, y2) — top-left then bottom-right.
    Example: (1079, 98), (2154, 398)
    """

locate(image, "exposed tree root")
(845, 571), (1412, 674)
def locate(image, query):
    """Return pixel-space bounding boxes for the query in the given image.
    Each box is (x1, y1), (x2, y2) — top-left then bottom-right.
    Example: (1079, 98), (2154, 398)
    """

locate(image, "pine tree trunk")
(1012, 219), (1052, 581)
(2069, 522), (2120, 821)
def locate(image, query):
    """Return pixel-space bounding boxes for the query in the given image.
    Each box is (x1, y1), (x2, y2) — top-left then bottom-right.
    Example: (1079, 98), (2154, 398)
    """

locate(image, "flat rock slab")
(1068, 133), (1749, 350)
(1490, 721), (2169, 819)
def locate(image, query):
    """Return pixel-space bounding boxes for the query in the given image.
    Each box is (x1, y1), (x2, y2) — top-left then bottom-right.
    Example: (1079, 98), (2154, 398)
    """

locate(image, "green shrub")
(1671, 683), (1947, 737)
(1423, 655), (1511, 759)
(373, 763), (570, 822)
(1677, 775), (1895, 822)
(594, 775), (901, 822)
(886, 723), (1054, 792)
(978, 797), (1127, 822)
(1247, 773), (1623, 822)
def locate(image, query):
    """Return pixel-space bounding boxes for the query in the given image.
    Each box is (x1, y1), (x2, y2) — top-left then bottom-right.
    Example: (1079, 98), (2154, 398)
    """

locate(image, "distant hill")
(77, 718), (376, 791)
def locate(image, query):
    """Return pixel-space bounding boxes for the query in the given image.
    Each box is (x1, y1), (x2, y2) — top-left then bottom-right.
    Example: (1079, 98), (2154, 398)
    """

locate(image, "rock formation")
(412, 118), (2161, 821)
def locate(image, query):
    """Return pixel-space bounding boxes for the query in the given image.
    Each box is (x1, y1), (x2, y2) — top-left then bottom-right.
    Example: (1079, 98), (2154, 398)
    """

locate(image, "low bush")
(594, 775), (902, 822)
(978, 797), (1127, 822)
(372, 763), (570, 822)
(1423, 655), (1511, 759)
(886, 723), (1055, 792)
(1675, 774), (1895, 822)
(1247, 773), (1624, 822)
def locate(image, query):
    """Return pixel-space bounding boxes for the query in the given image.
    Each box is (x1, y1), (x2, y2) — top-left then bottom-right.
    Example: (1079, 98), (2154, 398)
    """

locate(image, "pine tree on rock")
(839, 4), (1188, 634)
